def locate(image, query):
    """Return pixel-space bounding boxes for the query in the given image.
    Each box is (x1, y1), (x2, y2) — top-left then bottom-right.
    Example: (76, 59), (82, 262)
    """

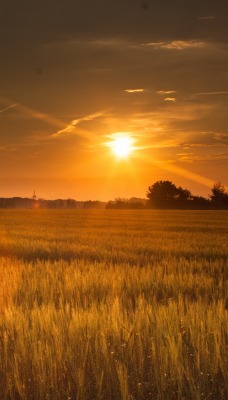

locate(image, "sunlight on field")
(0, 210), (227, 400)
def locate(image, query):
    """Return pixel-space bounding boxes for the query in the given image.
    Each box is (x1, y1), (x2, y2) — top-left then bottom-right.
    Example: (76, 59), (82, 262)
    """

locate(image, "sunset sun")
(107, 134), (135, 159)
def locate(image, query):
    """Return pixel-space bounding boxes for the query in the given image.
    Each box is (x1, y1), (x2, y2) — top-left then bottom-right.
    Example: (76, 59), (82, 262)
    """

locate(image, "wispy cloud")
(0, 103), (18, 114)
(180, 131), (228, 149)
(198, 16), (216, 21)
(125, 89), (145, 93)
(142, 40), (206, 50)
(164, 98), (176, 102)
(0, 144), (17, 152)
(156, 90), (176, 95)
(52, 112), (105, 138)
(213, 132), (228, 144)
(45, 38), (138, 53)
(177, 152), (228, 163)
(196, 91), (228, 96)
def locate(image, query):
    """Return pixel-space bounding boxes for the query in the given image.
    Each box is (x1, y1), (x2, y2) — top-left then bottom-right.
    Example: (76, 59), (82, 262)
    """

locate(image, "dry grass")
(0, 210), (227, 399)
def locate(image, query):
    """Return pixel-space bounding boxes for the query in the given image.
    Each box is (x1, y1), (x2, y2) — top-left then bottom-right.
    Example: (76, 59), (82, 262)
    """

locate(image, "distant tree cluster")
(106, 197), (147, 209)
(106, 181), (228, 210)
(0, 197), (106, 210)
(146, 180), (228, 209)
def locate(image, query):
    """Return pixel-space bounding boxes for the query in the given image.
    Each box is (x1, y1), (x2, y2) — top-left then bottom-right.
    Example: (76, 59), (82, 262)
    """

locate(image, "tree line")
(0, 181), (227, 209)
(0, 197), (106, 209)
(106, 181), (228, 209)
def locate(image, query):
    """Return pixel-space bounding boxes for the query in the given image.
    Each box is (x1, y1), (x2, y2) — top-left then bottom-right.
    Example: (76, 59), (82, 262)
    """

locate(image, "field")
(0, 210), (227, 400)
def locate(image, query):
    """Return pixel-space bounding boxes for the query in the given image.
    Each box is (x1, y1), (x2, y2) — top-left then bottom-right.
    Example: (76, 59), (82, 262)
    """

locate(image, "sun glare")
(107, 134), (135, 159)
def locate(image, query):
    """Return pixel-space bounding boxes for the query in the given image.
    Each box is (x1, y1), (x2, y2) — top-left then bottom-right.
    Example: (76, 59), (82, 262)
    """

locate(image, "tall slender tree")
(210, 182), (228, 207)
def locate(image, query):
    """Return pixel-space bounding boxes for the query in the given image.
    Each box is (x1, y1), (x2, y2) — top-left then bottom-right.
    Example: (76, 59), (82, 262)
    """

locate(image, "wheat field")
(0, 210), (227, 400)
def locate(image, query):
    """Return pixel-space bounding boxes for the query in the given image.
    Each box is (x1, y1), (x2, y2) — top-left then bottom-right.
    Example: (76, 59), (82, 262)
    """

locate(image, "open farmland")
(0, 210), (227, 400)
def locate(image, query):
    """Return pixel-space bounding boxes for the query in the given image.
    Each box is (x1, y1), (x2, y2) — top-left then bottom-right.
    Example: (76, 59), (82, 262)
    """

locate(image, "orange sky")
(0, 1), (227, 200)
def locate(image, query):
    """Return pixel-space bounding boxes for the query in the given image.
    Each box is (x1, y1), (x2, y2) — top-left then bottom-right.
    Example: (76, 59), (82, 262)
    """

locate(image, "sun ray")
(140, 153), (214, 189)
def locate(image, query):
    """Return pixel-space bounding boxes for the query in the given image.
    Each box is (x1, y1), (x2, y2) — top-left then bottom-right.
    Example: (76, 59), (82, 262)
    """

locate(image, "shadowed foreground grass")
(0, 210), (227, 400)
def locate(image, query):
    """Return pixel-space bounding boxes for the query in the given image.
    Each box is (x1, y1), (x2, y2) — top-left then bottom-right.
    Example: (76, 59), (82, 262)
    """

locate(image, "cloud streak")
(198, 16), (216, 21)
(156, 90), (176, 95)
(125, 89), (145, 93)
(177, 152), (228, 163)
(164, 98), (176, 102)
(52, 112), (105, 138)
(0, 103), (18, 114)
(196, 91), (228, 96)
(142, 40), (206, 50)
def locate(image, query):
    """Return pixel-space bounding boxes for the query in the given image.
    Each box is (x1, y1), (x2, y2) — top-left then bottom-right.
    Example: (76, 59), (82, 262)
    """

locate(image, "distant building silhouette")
(32, 190), (37, 201)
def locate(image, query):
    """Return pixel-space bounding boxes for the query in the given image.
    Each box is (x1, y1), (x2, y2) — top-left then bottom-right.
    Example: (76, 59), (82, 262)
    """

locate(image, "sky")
(0, 0), (228, 200)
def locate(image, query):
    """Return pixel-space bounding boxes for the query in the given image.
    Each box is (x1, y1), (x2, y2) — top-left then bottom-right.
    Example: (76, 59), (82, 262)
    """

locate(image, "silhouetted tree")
(147, 180), (193, 208)
(105, 198), (145, 209)
(147, 181), (188, 207)
(147, 181), (178, 206)
(176, 187), (192, 202)
(66, 199), (77, 209)
(210, 182), (228, 208)
(192, 196), (211, 209)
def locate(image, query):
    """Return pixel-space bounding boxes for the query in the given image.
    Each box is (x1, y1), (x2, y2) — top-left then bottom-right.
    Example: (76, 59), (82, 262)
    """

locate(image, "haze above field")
(0, 0), (228, 200)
